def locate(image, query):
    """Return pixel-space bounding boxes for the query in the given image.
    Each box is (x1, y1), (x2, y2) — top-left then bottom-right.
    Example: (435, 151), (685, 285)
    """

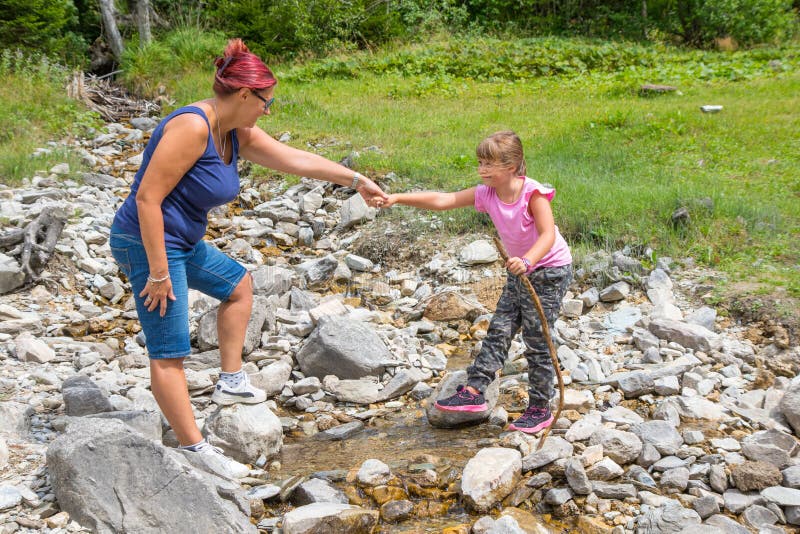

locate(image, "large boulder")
(47, 418), (255, 534)
(296, 316), (393, 379)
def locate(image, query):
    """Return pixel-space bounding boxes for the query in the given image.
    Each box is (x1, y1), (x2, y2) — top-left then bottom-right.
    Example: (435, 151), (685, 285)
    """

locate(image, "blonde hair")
(476, 130), (527, 176)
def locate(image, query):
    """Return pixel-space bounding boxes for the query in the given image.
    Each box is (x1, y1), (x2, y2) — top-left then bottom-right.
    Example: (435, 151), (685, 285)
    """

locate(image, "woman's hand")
(506, 257), (529, 276)
(139, 277), (176, 317)
(355, 175), (389, 207)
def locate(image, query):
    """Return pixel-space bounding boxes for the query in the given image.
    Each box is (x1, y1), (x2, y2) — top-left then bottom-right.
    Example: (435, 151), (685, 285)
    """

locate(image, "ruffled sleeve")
(523, 178), (556, 204)
(474, 184), (489, 213)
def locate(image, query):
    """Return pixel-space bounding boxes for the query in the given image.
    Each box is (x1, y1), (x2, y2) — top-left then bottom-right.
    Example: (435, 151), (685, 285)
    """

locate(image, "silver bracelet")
(351, 172), (361, 190)
(147, 273), (170, 284)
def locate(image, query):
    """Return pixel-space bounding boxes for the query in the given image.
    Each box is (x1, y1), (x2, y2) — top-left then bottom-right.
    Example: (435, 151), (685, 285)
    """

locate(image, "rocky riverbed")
(0, 118), (799, 534)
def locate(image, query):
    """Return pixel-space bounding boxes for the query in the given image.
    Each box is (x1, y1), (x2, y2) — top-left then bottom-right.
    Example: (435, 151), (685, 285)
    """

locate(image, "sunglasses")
(251, 90), (275, 112)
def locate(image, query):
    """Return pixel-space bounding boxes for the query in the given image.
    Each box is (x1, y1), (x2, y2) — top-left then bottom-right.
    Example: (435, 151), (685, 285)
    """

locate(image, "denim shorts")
(109, 226), (247, 359)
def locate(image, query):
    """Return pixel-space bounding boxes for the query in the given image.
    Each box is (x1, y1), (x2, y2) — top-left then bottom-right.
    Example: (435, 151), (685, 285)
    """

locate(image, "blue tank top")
(112, 105), (240, 250)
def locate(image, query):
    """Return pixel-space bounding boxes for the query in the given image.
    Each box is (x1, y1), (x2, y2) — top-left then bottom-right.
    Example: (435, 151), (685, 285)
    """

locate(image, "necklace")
(212, 99), (227, 161)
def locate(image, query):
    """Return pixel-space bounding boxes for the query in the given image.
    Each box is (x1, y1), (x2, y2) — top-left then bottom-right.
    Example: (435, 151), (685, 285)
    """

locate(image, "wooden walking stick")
(493, 237), (563, 451)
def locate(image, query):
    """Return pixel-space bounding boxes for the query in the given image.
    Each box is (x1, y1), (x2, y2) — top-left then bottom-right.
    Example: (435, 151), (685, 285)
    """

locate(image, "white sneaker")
(211, 372), (266, 405)
(187, 441), (250, 479)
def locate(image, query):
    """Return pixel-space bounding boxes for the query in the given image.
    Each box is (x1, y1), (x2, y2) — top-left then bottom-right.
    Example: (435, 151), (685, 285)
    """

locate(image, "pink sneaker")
(508, 406), (553, 434)
(435, 385), (488, 412)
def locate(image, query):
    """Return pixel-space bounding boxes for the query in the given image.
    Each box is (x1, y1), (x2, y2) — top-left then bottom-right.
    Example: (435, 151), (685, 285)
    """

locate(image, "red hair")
(213, 38), (277, 95)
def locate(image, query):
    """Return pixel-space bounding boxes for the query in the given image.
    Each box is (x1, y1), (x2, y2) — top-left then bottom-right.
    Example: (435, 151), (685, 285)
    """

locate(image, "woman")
(110, 38), (388, 477)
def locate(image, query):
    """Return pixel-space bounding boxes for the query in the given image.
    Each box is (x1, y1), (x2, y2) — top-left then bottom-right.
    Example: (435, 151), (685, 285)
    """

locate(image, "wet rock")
(47, 418), (255, 533)
(380, 499), (414, 523)
(461, 447), (522, 512)
(730, 461), (782, 492)
(296, 316), (392, 379)
(357, 459), (393, 486)
(291, 478), (348, 505)
(324, 377), (381, 404)
(313, 421), (364, 441)
(282, 503), (378, 534)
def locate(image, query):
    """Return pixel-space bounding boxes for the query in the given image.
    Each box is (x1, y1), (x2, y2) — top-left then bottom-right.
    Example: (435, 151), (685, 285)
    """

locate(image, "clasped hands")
(356, 174), (390, 208)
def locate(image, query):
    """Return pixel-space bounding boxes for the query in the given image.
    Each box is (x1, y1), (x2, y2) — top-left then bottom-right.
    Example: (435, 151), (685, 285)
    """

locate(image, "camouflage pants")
(467, 264), (572, 408)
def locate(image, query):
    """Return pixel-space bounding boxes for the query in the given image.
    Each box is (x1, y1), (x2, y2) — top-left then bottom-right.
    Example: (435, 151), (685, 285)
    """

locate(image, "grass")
(1, 33), (797, 299)
(0, 50), (101, 186)
(260, 62), (800, 296)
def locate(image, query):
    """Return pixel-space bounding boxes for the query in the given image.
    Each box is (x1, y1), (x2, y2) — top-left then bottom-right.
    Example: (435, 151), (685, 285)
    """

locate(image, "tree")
(134, 0), (151, 47)
(98, 0), (124, 60)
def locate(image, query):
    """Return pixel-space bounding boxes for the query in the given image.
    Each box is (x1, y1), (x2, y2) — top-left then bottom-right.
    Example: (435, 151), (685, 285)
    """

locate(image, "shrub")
(0, 0), (86, 63)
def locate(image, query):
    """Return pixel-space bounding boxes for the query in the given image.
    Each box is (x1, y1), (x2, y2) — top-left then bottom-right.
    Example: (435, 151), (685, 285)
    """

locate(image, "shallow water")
(271, 350), (558, 532)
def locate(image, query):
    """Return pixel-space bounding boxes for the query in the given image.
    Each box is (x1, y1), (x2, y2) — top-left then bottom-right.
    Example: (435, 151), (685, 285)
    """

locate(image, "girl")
(379, 131), (572, 434)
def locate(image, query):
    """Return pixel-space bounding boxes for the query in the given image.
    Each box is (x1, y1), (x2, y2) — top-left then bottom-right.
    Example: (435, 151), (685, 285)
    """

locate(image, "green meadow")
(1, 35), (798, 299)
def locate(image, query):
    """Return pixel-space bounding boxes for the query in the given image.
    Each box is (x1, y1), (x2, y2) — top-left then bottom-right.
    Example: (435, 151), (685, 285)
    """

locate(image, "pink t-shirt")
(474, 176), (572, 270)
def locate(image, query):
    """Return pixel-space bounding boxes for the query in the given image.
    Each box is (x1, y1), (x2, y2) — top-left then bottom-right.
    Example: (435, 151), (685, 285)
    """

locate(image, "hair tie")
(217, 56), (234, 76)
